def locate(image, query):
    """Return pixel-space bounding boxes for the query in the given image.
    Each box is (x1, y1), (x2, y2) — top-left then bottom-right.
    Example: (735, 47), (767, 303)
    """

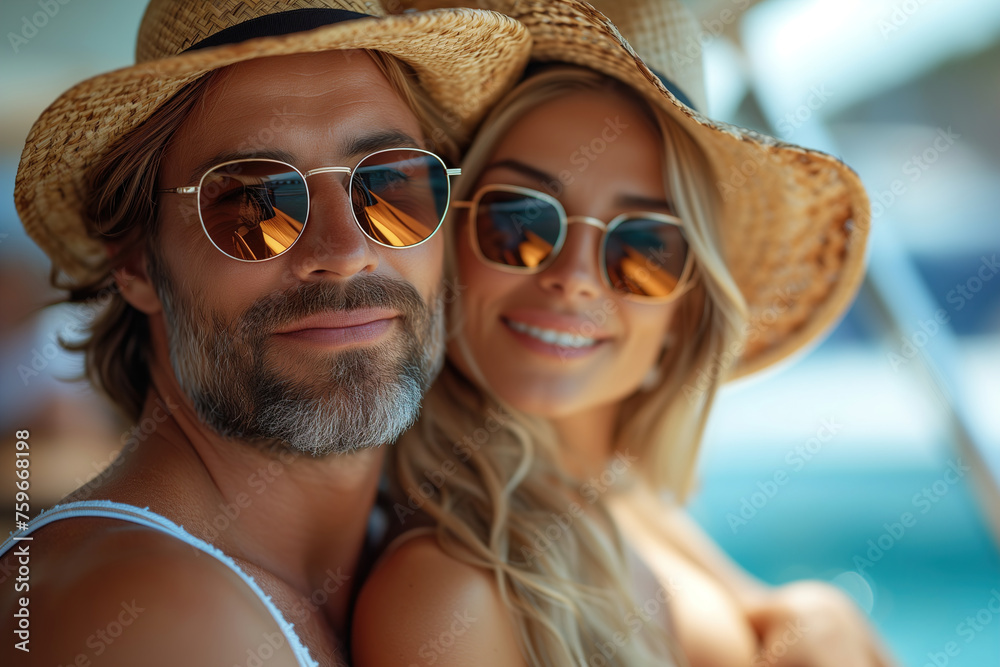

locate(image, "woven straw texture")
(400, 0), (871, 379)
(14, 0), (531, 288)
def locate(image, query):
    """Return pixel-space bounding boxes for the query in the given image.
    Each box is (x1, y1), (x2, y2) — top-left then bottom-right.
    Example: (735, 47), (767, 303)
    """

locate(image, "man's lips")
(272, 308), (399, 346)
(274, 308), (400, 334)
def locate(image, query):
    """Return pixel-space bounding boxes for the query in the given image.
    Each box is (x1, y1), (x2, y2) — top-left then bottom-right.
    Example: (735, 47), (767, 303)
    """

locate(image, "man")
(0, 1), (528, 664)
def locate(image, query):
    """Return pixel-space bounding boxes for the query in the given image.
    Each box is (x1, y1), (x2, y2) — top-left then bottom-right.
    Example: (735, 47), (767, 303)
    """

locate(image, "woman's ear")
(108, 243), (162, 316)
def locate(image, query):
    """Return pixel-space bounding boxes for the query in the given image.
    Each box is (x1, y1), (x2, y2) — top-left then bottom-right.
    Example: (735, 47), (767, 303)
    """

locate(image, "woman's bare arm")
(352, 535), (528, 667)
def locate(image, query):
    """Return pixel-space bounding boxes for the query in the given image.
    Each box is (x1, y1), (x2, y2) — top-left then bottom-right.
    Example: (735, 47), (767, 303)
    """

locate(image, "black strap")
(185, 7), (374, 52)
(650, 69), (697, 111)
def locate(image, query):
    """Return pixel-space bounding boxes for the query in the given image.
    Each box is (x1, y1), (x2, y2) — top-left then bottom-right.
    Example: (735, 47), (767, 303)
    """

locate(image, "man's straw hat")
(400, 0), (871, 379)
(14, 0), (531, 287)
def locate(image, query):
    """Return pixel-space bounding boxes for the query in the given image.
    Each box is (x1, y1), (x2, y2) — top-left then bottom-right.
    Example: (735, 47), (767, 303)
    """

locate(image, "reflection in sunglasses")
(615, 246), (679, 297)
(360, 192), (433, 247)
(518, 230), (552, 269)
(231, 209), (303, 260)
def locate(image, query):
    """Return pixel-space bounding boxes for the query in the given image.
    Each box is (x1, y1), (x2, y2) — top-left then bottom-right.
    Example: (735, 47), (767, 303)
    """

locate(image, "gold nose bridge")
(302, 166), (353, 186)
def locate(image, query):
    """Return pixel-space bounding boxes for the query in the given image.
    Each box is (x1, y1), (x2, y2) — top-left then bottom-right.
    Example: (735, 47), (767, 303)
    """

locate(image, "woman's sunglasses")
(453, 185), (694, 301)
(159, 148), (460, 261)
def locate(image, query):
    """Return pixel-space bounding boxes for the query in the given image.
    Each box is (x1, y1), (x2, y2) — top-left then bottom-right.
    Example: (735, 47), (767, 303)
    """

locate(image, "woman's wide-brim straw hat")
(14, 0), (531, 288)
(401, 0), (871, 379)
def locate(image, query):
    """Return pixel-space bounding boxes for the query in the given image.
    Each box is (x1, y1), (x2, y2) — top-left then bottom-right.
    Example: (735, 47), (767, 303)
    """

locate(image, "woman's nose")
(536, 225), (604, 302)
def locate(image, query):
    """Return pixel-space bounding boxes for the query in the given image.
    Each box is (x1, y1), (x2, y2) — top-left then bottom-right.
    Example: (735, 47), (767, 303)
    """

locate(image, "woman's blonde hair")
(388, 65), (748, 665)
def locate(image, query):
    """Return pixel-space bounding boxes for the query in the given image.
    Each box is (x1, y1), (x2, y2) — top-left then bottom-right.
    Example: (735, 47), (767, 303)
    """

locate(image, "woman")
(354, 1), (892, 665)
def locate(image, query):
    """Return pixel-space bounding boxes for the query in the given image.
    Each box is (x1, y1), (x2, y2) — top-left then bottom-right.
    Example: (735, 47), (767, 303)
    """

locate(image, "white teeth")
(506, 319), (598, 348)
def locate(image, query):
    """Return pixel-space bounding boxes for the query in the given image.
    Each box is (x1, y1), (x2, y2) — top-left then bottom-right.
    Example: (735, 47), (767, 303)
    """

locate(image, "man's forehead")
(184, 129), (424, 184)
(164, 50), (425, 179)
(214, 49), (390, 96)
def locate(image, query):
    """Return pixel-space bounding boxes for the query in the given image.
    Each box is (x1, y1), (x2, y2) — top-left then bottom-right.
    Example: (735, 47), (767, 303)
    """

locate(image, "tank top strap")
(0, 500), (318, 667)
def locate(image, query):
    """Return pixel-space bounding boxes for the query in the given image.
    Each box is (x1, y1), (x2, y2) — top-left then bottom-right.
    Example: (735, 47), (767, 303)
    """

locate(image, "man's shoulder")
(0, 514), (220, 593)
(0, 518), (300, 666)
(352, 534), (527, 667)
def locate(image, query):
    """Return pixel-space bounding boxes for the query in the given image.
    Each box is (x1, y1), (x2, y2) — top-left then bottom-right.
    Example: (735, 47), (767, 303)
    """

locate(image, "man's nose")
(285, 173), (379, 281)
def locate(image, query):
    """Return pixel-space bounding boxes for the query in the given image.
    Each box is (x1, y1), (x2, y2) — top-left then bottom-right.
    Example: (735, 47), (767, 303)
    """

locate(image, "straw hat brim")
(14, 8), (530, 286)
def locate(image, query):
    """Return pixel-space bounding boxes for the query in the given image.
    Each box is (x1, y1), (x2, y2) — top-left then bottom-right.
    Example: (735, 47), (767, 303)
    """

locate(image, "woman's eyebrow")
(479, 158), (555, 184)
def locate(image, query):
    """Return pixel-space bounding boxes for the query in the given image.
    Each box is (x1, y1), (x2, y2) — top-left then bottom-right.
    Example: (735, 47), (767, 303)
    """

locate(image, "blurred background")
(0, 0), (997, 664)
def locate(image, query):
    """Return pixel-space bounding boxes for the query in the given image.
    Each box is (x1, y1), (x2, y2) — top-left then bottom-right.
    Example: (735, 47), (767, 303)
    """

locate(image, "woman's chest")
(615, 510), (761, 667)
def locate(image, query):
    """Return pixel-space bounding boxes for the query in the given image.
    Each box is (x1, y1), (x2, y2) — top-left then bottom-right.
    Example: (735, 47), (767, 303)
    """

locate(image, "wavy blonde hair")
(388, 66), (748, 665)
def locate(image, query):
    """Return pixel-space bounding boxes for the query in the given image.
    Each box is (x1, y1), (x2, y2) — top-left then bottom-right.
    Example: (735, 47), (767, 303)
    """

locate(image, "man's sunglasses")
(453, 185), (694, 301)
(159, 148), (460, 261)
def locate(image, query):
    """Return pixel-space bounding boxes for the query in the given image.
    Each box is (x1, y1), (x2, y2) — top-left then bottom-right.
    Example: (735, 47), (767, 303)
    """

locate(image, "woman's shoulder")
(352, 533), (527, 667)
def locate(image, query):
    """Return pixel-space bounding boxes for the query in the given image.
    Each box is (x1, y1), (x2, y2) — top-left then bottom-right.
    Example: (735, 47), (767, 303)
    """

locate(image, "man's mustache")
(233, 275), (430, 337)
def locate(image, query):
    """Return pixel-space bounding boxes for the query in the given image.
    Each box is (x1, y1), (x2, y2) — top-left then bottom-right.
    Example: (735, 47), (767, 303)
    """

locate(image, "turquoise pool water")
(688, 461), (1000, 666)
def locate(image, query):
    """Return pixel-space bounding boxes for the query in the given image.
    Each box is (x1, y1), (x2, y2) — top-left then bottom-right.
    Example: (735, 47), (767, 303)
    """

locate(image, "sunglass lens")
(605, 218), (688, 297)
(199, 161), (307, 260)
(351, 150), (448, 247)
(475, 190), (562, 269)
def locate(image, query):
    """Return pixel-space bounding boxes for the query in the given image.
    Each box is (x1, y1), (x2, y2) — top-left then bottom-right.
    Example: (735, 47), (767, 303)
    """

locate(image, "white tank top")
(0, 499), (318, 666)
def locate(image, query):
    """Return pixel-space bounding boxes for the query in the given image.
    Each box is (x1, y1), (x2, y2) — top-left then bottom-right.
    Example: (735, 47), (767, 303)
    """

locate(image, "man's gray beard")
(148, 248), (444, 457)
